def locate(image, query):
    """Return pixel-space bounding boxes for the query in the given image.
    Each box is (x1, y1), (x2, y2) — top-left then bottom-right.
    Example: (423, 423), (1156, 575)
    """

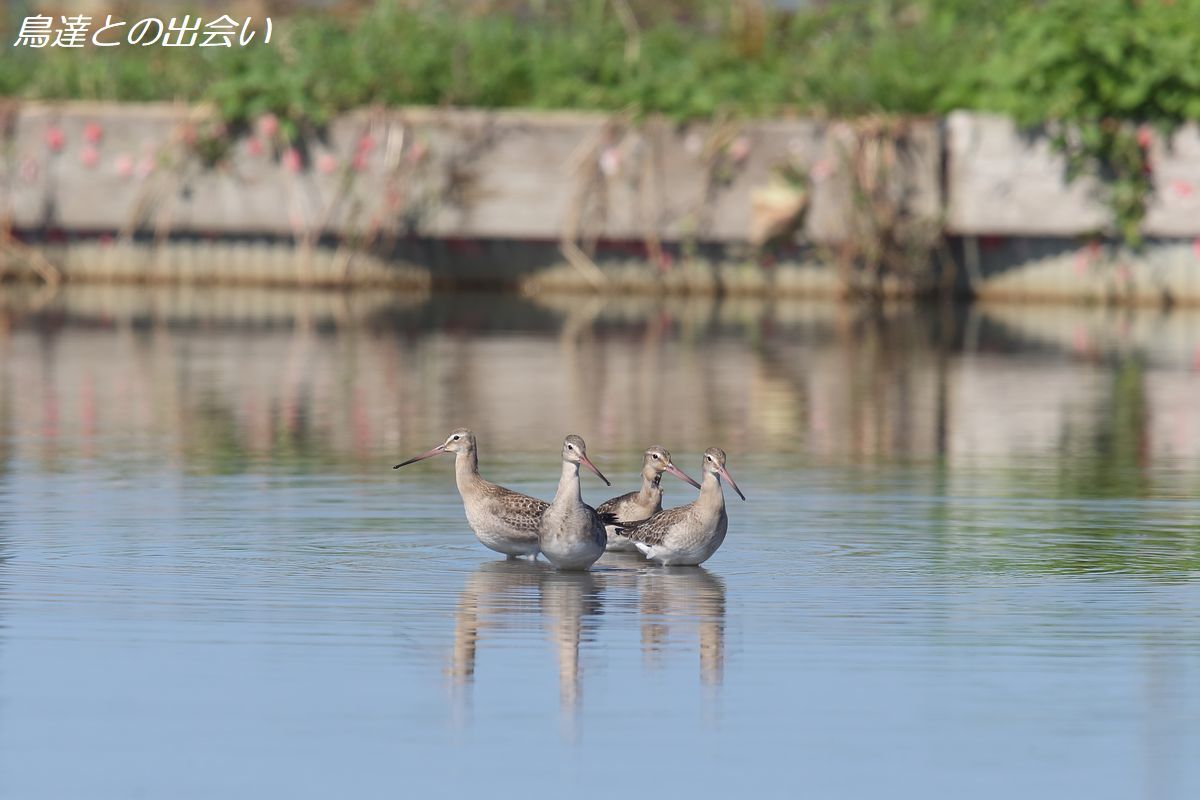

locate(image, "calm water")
(0, 287), (1198, 798)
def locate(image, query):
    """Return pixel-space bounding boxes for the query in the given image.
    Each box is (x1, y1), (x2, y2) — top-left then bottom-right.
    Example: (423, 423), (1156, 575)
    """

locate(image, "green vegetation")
(4, 0), (1199, 243)
(2, 1), (1014, 122)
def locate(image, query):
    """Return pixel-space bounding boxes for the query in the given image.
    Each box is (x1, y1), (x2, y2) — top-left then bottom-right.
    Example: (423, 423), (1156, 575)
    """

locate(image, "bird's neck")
(551, 460), (582, 509)
(454, 448), (482, 494)
(637, 468), (661, 504)
(697, 471), (725, 512)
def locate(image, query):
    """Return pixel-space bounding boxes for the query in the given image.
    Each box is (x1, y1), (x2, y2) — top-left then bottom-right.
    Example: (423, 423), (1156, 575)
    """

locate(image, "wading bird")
(394, 428), (546, 559)
(538, 435), (612, 571)
(619, 447), (746, 566)
(597, 446), (701, 552)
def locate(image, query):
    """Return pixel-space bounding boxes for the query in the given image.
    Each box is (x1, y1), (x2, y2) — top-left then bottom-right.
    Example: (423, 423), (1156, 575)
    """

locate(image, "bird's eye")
(567, 444), (574, 450)
(652, 454), (660, 460)
(452, 435), (461, 441)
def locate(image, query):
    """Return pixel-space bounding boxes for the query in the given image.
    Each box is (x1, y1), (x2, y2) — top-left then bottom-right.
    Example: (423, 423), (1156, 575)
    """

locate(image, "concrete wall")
(2, 102), (937, 245)
(946, 111), (1200, 237)
(11, 103), (1200, 243)
(6, 102), (1200, 301)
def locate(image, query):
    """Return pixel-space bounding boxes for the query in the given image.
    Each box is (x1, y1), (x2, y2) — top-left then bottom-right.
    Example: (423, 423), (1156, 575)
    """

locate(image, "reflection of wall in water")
(2, 292), (1199, 478)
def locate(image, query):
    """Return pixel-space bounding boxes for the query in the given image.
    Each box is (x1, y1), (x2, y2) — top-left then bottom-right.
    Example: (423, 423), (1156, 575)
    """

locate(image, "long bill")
(393, 443), (447, 469)
(579, 454), (611, 486)
(718, 464), (746, 501)
(664, 462), (702, 490)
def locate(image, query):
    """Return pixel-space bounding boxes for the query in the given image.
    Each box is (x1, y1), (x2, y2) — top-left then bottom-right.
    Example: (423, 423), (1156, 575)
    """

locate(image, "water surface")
(0, 288), (1197, 798)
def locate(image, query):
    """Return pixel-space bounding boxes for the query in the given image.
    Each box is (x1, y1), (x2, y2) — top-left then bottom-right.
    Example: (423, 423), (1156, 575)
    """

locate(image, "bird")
(618, 447), (746, 566)
(393, 428), (546, 559)
(538, 435), (612, 571)
(597, 446), (701, 552)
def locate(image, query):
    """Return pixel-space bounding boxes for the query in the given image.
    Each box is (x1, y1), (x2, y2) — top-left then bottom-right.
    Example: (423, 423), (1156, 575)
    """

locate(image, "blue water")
(0, 289), (1197, 798)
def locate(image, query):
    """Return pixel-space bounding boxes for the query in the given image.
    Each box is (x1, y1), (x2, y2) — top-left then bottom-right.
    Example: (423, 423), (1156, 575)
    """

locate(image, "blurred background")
(1, 3), (1199, 800)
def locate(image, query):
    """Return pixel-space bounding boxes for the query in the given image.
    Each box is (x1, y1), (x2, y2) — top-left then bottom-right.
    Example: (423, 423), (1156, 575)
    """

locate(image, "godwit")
(597, 446), (701, 552)
(538, 435), (612, 571)
(394, 428), (545, 559)
(619, 447), (746, 566)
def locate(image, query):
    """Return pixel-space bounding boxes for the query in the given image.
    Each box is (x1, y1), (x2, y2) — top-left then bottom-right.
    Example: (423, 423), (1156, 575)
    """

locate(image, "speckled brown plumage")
(596, 485), (655, 520)
(395, 428), (549, 557)
(617, 447), (743, 566)
(619, 505), (693, 547)
(480, 484), (548, 540)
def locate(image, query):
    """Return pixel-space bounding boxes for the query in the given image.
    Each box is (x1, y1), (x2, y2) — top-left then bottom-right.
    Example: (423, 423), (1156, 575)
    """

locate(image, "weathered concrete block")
(947, 111), (1200, 238)
(945, 111), (1109, 235)
(3, 102), (941, 246)
(1144, 124), (1200, 236)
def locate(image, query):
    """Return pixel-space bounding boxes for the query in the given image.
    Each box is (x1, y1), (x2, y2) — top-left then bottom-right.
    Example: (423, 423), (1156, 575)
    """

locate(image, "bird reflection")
(448, 559), (547, 686)
(637, 566), (726, 687)
(447, 558), (727, 735)
(540, 570), (603, 735)
(448, 560), (603, 727)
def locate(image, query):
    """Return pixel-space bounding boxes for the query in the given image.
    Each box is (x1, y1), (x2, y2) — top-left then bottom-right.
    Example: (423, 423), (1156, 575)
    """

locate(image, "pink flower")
(19, 156), (39, 183)
(1074, 241), (1100, 275)
(282, 147), (302, 173)
(356, 133), (376, 154)
(1136, 125), (1153, 149)
(83, 122), (103, 144)
(1192, 237), (1200, 260)
(246, 137), (264, 158)
(598, 146), (621, 177)
(257, 113), (279, 139)
(810, 159), (834, 181)
(1171, 179), (1194, 198)
(114, 154), (134, 178)
(352, 151), (369, 172)
(45, 125), (65, 153)
(80, 145), (100, 168)
(728, 135), (751, 163)
(1072, 327), (1090, 354)
(316, 153), (338, 174)
(405, 141), (428, 164)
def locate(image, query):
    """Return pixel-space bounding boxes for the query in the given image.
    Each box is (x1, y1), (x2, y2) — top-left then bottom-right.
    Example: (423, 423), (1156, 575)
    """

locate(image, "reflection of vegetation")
(187, 397), (250, 475)
(185, 392), (335, 475)
(1057, 358), (1148, 499)
(958, 514), (1200, 578)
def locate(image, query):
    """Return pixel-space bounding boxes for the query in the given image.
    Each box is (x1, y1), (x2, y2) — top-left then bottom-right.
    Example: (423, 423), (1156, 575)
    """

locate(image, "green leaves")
(965, 0), (1200, 245)
(3, 0), (1198, 246)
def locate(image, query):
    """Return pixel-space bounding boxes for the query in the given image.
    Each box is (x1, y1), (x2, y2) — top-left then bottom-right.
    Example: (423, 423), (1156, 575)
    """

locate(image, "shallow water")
(0, 288), (1198, 798)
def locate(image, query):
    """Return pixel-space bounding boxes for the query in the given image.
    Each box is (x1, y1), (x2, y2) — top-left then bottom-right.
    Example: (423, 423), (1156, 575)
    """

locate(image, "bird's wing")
(621, 505), (690, 546)
(595, 490), (637, 518)
(489, 487), (549, 540)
